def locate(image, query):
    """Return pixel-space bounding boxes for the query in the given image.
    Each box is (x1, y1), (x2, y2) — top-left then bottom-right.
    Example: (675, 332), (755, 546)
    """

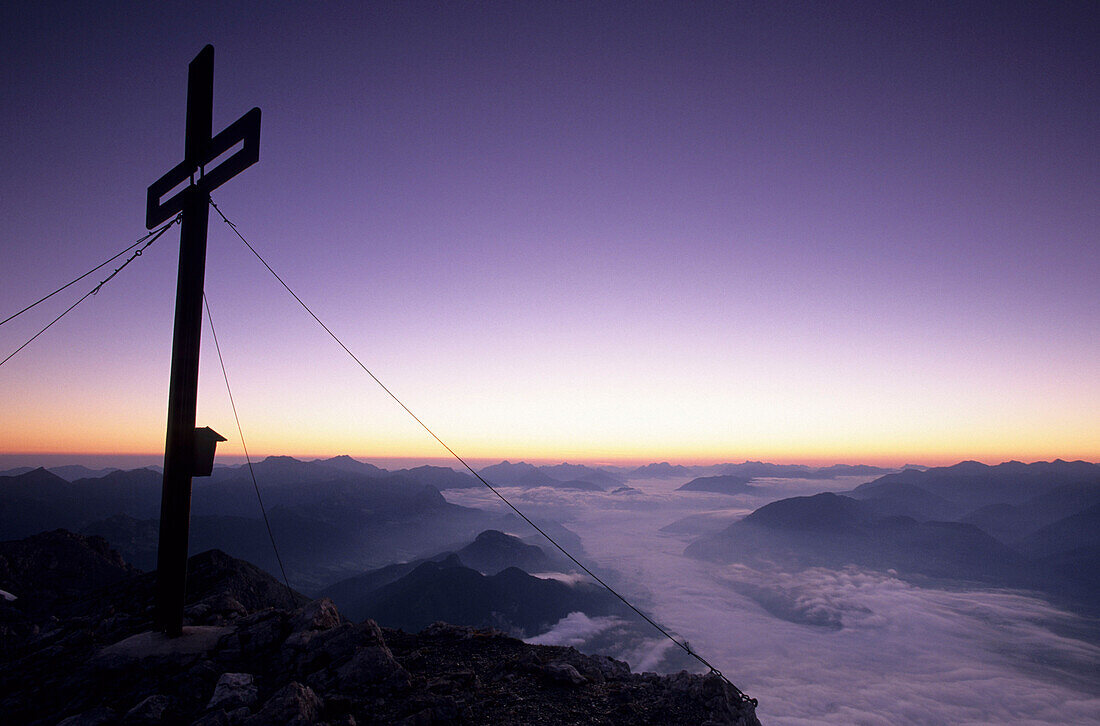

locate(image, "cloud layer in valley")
(445, 476), (1100, 724)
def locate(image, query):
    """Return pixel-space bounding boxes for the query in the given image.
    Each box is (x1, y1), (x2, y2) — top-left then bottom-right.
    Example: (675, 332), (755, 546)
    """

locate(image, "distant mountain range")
(0, 460), (499, 591)
(0, 456), (903, 494)
(478, 461), (618, 490)
(0, 456), (601, 592)
(849, 459), (1100, 513)
(472, 459), (899, 487)
(0, 464), (122, 481)
(686, 459), (1100, 614)
(8, 454), (1093, 612)
(700, 461), (897, 480)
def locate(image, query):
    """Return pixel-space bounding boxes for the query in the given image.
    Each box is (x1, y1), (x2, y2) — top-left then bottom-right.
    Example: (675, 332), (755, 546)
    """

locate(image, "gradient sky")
(1, 1), (1097, 467)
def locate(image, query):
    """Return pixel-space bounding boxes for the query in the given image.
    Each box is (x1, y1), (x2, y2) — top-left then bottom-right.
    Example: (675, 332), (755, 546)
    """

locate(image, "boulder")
(206, 672), (258, 711)
(121, 694), (179, 725)
(243, 682), (322, 725)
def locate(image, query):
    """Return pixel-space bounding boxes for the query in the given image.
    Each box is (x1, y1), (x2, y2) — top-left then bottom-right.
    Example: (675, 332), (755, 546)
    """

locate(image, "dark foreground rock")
(1, 532), (759, 725)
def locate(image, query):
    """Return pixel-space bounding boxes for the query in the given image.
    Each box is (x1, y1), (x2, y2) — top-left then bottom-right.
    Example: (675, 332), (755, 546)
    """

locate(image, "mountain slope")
(847, 480), (965, 521)
(456, 529), (552, 574)
(853, 460), (1100, 511)
(961, 484), (1100, 543)
(1012, 503), (1100, 559)
(320, 530), (562, 616)
(686, 493), (1039, 587)
(353, 556), (622, 635)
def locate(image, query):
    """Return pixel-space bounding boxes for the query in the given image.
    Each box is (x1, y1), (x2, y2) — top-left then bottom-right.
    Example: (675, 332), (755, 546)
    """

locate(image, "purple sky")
(1, 2), (1097, 465)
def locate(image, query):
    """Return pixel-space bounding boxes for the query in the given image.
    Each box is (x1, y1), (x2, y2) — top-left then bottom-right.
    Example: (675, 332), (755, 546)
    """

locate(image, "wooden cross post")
(146, 45), (260, 637)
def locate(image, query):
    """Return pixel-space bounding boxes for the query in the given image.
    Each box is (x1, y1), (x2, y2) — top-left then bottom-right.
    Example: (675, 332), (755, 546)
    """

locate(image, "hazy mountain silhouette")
(479, 461), (610, 490)
(344, 555), (622, 635)
(0, 462), (524, 591)
(0, 465), (125, 481)
(610, 485), (639, 495)
(705, 461), (819, 478)
(320, 530), (563, 616)
(209, 456), (481, 491)
(52, 465), (123, 481)
(741, 492), (872, 532)
(479, 461), (560, 487)
(853, 460), (1100, 511)
(1013, 502), (1100, 559)
(670, 461), (895, 480)
(314, 454), (388, 477)
(7, 460), (595, 592)
(847, 480), (964, 521)
(538, 463), (624, 489)
(82, 513), (292, 577)
(660, 511), (746, 536)
(686, 492), (1040, 587)
(206, 455), (343, 486)
(319, 555), (448, 610)
(629, 462), (694, 479)
(0, 468), (164, 538)
(816, 464), (895, 477)
(0, 467), (72, 500)
(389, 464), (479, 489)
(456, 529), (553, 573)
(677, 461), (1100, 614)
(960, 484), (1100, 544)
(677, 475), (759, 495)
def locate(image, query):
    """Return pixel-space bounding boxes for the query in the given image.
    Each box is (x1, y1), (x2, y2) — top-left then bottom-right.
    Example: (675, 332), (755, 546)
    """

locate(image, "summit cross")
(146, 45), (260, 637)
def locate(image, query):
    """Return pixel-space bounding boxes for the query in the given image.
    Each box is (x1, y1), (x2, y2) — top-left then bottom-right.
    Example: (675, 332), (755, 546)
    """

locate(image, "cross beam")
(148, 45), (260, 637)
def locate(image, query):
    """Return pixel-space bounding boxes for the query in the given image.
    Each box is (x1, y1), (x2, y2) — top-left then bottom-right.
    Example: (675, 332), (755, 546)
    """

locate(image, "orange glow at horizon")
(5, 434), (1096, 470)
(3, 341), (1098, 469)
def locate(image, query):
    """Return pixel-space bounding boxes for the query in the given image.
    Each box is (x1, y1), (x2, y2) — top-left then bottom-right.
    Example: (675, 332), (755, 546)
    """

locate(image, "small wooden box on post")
(146, 45), (260, 637)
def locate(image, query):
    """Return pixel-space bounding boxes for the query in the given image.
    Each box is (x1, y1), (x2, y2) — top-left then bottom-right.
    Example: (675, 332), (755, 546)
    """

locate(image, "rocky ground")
(0, 531), (760, 725)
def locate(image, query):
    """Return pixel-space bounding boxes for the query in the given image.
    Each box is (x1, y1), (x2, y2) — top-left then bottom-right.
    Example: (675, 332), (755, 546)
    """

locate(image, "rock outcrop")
(1, 531), (760, 725)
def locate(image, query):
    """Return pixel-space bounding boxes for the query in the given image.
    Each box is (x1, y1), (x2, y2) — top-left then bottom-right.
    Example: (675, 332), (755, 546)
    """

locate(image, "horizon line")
(2, 451), (1097, 471)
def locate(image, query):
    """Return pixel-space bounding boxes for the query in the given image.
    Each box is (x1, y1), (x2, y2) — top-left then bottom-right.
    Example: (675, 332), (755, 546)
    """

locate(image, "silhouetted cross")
(147, 45), (260, 637)
(147, 45), (260, 227)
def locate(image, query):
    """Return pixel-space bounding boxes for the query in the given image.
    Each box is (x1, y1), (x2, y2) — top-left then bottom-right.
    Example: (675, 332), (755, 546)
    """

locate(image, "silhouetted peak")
(5, 467), (69, 486)
(743, 492), (871, 531)
(438, 552), (464, 569)
(678, 475), (756, 494)
(629, 462), (693, 478)
(260, 455), (304, 464)
(479, 461), (557, 486)
(493, 565), (533, 581)
(949, 460), (989, 472)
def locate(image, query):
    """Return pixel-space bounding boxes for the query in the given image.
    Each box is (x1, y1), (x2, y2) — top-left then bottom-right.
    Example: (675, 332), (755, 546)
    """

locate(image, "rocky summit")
(0, 531), (760, 725)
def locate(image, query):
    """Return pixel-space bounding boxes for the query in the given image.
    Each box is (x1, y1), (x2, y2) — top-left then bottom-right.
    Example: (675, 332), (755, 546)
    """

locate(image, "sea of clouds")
(444, 476), (1100, 724)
